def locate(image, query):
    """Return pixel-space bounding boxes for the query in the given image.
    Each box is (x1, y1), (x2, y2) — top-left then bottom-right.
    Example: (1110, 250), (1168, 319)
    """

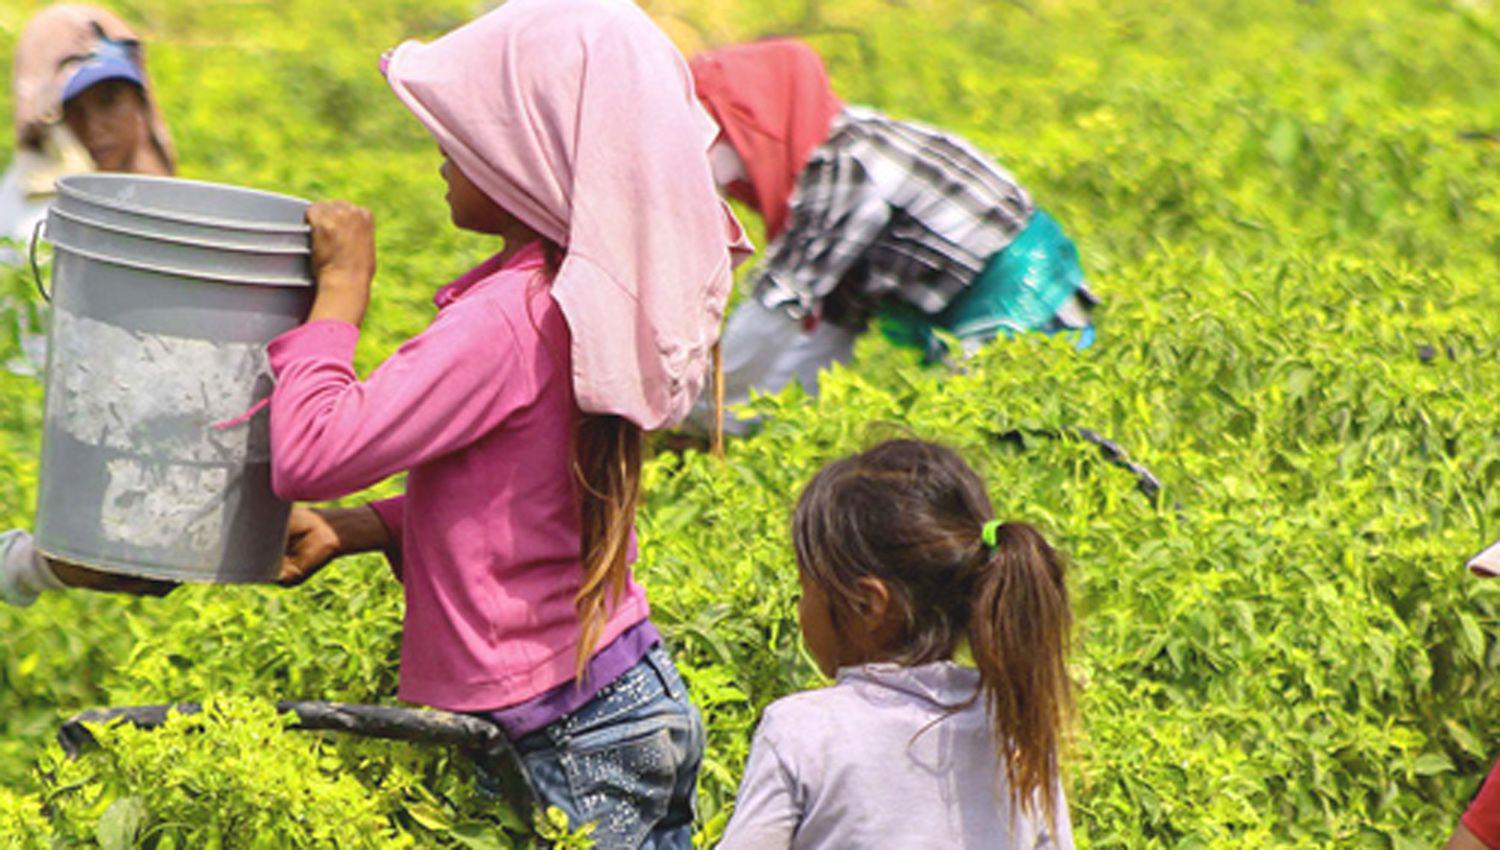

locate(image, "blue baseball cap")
(60, 38), (144, 104)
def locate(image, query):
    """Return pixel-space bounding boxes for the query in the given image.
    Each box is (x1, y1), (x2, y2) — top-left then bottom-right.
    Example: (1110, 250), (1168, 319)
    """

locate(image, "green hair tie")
(981, 519), (1003, 550)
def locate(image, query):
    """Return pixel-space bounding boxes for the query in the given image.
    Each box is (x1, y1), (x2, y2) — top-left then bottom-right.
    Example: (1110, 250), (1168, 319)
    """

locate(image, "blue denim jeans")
(497, 646), (705, 849)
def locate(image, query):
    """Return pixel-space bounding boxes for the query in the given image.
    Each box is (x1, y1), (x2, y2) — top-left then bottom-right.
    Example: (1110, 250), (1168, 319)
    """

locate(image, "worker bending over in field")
(717, 439), (1075, 849)
(0, 3), (175, 377)
(267, 1), (746, 846)
(1444, 539), (1500, 849)
(0, 3), (179, 606)
(683, 39), (1096, 437)
(1450, 759), (1500, 849)
(1, 3), (175, 250)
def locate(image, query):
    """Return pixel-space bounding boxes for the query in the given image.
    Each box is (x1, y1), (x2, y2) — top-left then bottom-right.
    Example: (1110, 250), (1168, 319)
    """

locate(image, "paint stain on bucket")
(47, 308), (272, 560)
(101, 459), (229, 553)
(47, 310), (273, 464)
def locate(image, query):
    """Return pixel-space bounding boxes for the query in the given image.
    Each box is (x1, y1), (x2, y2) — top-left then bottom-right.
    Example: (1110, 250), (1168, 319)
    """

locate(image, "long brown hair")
(791, 439), (1073, 821)
(532, 242), (647, 680)
(530, 242), (646, 680)
(572, 413), (643, 678)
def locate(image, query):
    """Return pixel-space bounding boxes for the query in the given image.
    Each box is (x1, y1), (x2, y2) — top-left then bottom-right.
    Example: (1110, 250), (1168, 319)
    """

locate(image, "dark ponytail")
(969, 521), (1072, 824)
(792, 439), (1072, 820)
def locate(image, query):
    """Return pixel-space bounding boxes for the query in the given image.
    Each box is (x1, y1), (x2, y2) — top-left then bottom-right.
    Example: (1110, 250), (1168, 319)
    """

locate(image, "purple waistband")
(483, 618), (661, 740)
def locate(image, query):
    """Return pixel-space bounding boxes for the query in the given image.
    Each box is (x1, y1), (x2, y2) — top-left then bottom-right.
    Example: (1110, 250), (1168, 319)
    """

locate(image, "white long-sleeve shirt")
(718, 662), (1074, 850)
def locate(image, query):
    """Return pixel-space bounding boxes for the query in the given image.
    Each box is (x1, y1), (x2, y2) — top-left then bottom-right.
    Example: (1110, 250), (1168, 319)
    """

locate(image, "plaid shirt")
(754, 106), (1038, 328)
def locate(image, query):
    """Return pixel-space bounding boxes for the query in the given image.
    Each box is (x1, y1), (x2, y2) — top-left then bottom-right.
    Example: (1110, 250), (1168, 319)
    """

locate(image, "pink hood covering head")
(383, 0), (751, 430)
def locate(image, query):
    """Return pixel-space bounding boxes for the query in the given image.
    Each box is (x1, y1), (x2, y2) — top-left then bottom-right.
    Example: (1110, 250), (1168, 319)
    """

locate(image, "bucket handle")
(28, 218), (49, 303)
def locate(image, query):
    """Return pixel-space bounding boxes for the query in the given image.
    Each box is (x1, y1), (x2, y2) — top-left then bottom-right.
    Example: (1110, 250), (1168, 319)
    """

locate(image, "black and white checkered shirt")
(754, 106), (1043, 329)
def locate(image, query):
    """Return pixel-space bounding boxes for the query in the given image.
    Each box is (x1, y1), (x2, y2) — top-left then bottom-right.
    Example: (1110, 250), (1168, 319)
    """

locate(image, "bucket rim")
(45, 233), (314, 288)
(57, 174), (313, 236)
(48, 206), (311, 257)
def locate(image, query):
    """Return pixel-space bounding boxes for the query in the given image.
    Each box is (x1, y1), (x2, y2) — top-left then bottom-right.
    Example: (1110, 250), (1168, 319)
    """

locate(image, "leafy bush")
(0, 0), (1498, 847)
(0, 786), (49, 850)
(41, 698), (407, 849)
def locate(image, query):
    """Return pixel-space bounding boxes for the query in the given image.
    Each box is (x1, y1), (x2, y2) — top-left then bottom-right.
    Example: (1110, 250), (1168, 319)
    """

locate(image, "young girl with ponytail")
(266, 1), (747, 847)
(718, 439), (1075, 849)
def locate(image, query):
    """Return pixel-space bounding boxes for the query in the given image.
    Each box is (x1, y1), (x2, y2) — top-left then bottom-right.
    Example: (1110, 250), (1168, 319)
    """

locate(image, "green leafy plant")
(533, 807), (595, 850)
(0, 0), (1496, 847)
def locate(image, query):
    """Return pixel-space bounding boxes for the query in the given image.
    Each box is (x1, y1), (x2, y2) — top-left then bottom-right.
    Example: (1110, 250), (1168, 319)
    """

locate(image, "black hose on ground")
(57, 701), (505, 759)
(986, 424), (1169, 505)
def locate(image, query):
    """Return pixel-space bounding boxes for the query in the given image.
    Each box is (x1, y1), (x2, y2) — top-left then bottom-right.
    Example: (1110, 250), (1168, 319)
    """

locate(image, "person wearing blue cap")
(1, 4), (175, 252)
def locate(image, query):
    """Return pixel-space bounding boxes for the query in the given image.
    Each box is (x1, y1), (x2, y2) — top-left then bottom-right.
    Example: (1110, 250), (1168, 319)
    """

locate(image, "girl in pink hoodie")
(268, 1), (747, 847)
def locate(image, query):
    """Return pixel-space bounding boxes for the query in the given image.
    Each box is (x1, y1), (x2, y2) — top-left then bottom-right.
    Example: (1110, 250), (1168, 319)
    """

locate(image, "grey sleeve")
(1037, 782), (1075, 850)
(716, 723), (802, 850)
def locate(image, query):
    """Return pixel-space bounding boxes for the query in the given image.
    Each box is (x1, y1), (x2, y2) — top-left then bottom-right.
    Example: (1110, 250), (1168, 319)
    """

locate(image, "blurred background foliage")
(0, 0), (1497, 846)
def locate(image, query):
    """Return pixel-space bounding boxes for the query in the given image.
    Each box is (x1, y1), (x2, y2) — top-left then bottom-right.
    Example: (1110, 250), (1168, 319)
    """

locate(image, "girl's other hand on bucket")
(279, 506), (342, 587)
(279, 505), (391, 587)
(306, 201), (376, 328)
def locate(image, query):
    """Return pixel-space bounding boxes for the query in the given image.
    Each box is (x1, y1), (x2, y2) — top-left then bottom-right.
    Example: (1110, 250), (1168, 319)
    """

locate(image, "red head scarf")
(689, 39), (842, 241)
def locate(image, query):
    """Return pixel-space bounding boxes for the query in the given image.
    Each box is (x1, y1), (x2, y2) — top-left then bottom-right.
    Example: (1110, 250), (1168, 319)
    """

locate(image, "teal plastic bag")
(879, 208), (1087, 360)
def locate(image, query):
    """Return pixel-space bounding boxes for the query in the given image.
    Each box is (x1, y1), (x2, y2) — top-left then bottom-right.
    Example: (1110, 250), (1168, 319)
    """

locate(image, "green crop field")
(0, 0), (1497, 846)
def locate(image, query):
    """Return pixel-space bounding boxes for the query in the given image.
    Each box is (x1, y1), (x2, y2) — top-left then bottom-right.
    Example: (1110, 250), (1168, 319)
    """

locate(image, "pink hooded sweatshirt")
(267, 0), (745, 712)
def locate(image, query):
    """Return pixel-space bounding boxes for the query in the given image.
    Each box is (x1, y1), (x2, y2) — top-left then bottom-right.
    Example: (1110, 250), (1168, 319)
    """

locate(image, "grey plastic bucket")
(32, 176), (314, 584)
(56, 174), (311, 237)
(45, 206), (311, 284)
